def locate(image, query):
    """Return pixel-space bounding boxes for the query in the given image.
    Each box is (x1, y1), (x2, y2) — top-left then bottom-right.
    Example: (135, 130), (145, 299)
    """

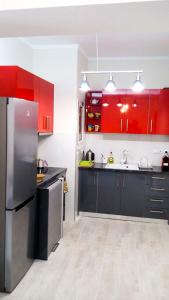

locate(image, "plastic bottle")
(162, 151), (169, 171)
(107, 152), (114, 164)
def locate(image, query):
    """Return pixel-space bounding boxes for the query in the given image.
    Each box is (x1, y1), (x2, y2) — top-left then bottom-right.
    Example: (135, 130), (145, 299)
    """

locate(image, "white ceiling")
(0, 0), (161, 10)
(0, 1), (169, 57)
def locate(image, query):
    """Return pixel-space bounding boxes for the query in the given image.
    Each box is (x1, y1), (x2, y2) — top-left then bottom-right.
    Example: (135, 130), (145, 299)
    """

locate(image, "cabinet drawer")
(144, 207), (168, 219)
(145, 197), (169, 209)
(146, 175), (169, 187)
(146, 186), (169, 198)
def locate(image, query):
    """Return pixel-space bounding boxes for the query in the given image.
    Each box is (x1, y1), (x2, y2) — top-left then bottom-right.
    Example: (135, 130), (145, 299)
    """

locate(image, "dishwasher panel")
(48, 180), (63, 254)
(37, 179), (63, 260)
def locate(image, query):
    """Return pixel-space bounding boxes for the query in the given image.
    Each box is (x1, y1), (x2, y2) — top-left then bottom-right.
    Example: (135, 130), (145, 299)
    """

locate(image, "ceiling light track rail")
(80, 70), (143, 74)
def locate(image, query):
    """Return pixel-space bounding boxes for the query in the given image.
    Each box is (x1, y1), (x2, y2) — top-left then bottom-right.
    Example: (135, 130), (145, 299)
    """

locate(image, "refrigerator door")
(0, 98), (7, 291)
(6, 98), (38, 210)
(5, 197), (36, 292)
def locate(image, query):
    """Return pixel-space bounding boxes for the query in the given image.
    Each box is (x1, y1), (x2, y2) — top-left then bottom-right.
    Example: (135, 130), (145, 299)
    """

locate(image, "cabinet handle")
(120, 119), (123, 132)
(150, 120), (153, 133)
(122, 176), (125, 188)
(116, 176), (120, 187)
(126, 119), (129, 132)
(151, 188), (165, 191)
(94, 175), (96, 185)
(43, 116), (47, 129)
(150, 199), (164, 203)
(150, 210), (164, 214)
(152, 176), (165, 180)
(46, 116), (50, 129)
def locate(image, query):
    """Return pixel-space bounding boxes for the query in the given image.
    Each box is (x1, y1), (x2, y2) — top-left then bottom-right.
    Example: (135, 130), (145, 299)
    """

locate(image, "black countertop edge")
(37, 167), (67, 188)
(79, 163), (166, 174)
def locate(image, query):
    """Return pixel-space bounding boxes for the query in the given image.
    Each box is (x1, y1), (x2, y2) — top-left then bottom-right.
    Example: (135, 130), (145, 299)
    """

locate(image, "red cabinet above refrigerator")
(0, 66), (54, 134)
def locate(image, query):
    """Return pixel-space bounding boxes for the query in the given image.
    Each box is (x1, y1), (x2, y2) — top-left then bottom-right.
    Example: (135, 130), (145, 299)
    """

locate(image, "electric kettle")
(37, 159), (48, 173)
(86, 149), (95, 161)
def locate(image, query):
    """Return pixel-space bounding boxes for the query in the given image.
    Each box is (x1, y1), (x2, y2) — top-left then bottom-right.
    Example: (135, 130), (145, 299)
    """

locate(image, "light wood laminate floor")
(1, 216), (169, 300)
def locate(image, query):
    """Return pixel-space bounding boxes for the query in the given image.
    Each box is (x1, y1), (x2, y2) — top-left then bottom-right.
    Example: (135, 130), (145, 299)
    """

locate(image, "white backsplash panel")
(85, 133), (169, 167)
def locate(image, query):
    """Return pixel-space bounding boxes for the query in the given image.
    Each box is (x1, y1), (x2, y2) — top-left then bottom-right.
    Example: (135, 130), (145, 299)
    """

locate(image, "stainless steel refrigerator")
(0, 98), (38, 293)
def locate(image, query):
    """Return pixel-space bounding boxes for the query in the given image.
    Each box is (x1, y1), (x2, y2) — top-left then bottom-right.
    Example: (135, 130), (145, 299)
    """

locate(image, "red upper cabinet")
(0, 66), (17, 96)
(38, 79), (54, 134)
(148, 89), (169, 135)
(0, 66), (54, 134)
(125, 91), (149, 134)
(86, 89), (169, 135)
(16, 67), (34, 100)
(101, 92), (126, 133)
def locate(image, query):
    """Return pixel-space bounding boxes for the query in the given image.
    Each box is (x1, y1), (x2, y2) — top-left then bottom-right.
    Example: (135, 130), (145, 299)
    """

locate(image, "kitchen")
(0, 0), (169, 299)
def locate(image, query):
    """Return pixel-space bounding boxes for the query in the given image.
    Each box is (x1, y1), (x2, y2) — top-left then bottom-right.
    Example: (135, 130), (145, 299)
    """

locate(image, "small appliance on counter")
(37, 159), (48, 173)
(162, 151), (169, 171)
(79, 150), (95, 168)
(86, 149), (95, 161)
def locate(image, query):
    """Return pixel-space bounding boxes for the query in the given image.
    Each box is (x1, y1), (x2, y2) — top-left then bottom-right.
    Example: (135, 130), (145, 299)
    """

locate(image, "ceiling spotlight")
(104, 73), (117, 93)
(102, 103), (109, 107)
(80, 74), (90, 92)
(132, 102), (137, 108)
(117, 100), (123, 107)
(132, 73), (144, 92)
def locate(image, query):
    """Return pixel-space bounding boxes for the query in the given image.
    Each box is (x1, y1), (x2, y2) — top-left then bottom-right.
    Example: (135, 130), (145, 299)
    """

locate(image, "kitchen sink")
(105, 163), (139, 170)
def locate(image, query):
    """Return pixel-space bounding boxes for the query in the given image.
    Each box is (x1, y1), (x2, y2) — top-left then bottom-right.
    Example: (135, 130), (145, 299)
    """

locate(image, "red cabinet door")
(0, 66), (54, 134)
(37, 79), (54, 134)
(125, 91), (149, 134)
(101, 93), (126, 133)
(149, 89), (169, 134)
(0, 66), (17, 96)
(16, 67), (34, 100)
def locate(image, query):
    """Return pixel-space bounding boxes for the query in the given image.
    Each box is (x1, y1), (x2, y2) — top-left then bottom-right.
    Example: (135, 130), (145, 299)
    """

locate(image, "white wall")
(0, 38), (33, 71)
(74, 49), (88, 218)
(88, 57), (169, 89)
(35, 46), (79, 221)
(85, 57), (169, 166)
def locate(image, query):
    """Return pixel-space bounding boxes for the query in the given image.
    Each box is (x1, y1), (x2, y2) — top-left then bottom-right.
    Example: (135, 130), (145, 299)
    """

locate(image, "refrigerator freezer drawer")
(5, 197), (36, 292)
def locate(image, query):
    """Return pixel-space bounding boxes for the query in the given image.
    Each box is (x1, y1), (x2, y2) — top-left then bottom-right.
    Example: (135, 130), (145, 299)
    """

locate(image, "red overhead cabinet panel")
(101, 91), (126, 133)
(0, 66), (54, 134)
(148, 89), (169, 135)
(125, 91), (149, 134)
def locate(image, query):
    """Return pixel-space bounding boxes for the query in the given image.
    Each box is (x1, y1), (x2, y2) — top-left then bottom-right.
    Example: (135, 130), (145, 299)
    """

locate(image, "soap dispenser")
(107, 152), (114, 164)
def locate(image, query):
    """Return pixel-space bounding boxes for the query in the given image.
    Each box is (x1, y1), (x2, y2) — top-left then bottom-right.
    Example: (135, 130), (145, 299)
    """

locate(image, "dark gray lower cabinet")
(78, 169), (97, 212)
(78, 169), (169, 220)
(98, 171), (120, 214)
(121, 174), (146, 217)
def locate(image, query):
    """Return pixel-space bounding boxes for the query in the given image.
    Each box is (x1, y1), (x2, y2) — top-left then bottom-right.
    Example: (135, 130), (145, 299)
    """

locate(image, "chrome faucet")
(120, 149), (128, 164)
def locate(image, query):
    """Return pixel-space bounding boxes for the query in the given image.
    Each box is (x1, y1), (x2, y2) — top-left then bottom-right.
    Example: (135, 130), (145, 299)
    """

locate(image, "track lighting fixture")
(131, 73), (144, 93)
(80, 74), (90, 92)
(80, 70), (144, 93)
(104, 73), (117, 93)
